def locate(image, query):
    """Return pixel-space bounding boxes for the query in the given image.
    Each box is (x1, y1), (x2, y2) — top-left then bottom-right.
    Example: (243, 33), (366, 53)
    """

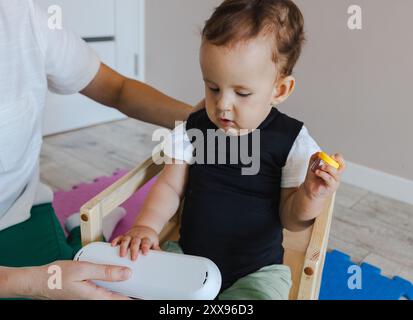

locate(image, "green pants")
(0, 204), (81, 268)
(162, 241), (292, 300)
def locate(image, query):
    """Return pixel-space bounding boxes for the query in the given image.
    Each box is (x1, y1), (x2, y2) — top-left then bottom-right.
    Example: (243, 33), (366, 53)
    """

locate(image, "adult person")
(0, 0), (200, 299)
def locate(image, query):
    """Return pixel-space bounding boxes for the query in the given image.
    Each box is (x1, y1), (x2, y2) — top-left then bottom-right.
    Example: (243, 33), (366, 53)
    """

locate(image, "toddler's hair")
(202, 0), (305, 78)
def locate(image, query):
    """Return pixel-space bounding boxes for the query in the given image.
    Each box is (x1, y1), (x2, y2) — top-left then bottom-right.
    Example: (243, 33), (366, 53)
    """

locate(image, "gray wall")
(146, 0), (413, 181)
(146, 0), (220, 105)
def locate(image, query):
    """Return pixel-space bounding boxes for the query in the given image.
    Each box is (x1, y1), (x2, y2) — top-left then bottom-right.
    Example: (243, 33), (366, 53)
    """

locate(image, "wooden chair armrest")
(80, 153), (164, 246)
(297, 193), (336, 300)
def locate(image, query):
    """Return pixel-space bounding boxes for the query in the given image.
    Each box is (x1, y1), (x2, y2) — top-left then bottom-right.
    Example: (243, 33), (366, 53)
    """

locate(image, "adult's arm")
(81, 63), (195, 130)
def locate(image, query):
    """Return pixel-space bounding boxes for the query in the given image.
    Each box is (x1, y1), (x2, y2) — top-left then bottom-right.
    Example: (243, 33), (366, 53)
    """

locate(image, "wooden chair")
(79, 152), (335, 300)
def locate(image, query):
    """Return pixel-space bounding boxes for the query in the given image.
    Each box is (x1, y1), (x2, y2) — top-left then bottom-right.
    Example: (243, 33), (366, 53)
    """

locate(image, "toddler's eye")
(236, 92), (252, 98)
(208, 87), (220, 93)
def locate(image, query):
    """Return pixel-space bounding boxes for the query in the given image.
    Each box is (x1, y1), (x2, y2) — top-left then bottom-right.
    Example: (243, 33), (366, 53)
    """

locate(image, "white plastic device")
(74, 242), (222, 300)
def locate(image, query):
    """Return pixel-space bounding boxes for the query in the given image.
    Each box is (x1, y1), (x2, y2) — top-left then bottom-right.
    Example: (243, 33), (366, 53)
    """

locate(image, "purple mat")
(52, 170), (157, 242)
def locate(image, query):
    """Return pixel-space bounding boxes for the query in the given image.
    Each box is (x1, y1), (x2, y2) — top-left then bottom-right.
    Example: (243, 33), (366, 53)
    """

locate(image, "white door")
(35, 0), (145, 136)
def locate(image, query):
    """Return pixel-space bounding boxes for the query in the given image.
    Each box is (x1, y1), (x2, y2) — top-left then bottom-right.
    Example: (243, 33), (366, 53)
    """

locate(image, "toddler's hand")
(111, 226), (161, 261)
(303, 153), (346, 200)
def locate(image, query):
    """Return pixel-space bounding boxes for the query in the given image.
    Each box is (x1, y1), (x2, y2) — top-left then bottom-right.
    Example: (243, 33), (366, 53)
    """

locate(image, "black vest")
(179, 108), (303, 290)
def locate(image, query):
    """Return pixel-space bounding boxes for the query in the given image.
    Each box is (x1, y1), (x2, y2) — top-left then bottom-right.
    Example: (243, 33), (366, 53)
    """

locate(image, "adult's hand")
(25, 261), (132, 300)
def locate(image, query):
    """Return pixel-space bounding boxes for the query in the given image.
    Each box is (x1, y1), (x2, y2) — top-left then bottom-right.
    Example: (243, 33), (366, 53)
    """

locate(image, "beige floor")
(40, 118), (413, 284)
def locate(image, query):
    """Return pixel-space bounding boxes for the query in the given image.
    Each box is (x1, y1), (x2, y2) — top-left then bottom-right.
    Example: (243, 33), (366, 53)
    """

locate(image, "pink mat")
(52, 170), (157, 242)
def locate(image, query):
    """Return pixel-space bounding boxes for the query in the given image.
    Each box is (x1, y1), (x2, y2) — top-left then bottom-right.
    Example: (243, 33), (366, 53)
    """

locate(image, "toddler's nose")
(216, 95), (233, 113)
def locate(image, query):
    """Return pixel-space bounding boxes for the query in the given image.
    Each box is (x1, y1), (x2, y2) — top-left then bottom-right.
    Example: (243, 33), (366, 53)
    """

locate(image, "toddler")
(112, 0), (345, 300)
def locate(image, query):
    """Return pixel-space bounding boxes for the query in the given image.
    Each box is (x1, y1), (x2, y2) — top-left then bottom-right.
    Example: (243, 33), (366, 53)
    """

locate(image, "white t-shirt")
(163, 122), (321, 188)
(0, 0), (100, 231)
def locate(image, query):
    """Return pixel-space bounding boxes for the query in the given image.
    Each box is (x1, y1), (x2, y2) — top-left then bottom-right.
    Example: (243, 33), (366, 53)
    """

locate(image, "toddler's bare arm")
(135, 159), (189, 234)
(111, 158), (189, 259)
(280, 153), (345, 232)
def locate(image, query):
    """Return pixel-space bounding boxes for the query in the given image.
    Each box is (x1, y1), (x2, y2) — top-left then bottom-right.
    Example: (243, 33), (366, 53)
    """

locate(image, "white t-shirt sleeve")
(281, 126), (321, 188)
(162, 122), (194, 164)
(30, 1), (101, 94)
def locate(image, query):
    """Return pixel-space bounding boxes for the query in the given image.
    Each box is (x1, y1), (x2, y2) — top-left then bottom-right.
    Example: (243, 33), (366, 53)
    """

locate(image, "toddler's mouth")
(219, 118), (234, 127)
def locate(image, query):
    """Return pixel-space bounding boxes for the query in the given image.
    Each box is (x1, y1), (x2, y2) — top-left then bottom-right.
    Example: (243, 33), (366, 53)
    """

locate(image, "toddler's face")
(200, 35), (280, 135)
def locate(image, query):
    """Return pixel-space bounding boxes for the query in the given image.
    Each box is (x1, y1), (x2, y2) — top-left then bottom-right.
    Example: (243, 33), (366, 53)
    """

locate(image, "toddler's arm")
(280, 153), (345, 232)
(111, 158), (189, 260)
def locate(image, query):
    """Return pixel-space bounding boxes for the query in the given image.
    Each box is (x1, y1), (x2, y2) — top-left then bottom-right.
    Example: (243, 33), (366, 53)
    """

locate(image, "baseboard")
(342, 161), (413, 206)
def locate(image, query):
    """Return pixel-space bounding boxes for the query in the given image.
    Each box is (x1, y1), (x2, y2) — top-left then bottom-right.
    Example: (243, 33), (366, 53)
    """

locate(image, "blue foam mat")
(319, 250), (413, 300)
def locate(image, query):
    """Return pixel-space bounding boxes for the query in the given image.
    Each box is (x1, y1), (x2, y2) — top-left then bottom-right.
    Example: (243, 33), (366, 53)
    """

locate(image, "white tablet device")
(74, 242), (222, 300)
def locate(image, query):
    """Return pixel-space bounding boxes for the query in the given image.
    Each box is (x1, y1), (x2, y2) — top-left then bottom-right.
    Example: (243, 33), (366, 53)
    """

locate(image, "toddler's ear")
(272, 76), (296, 105)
